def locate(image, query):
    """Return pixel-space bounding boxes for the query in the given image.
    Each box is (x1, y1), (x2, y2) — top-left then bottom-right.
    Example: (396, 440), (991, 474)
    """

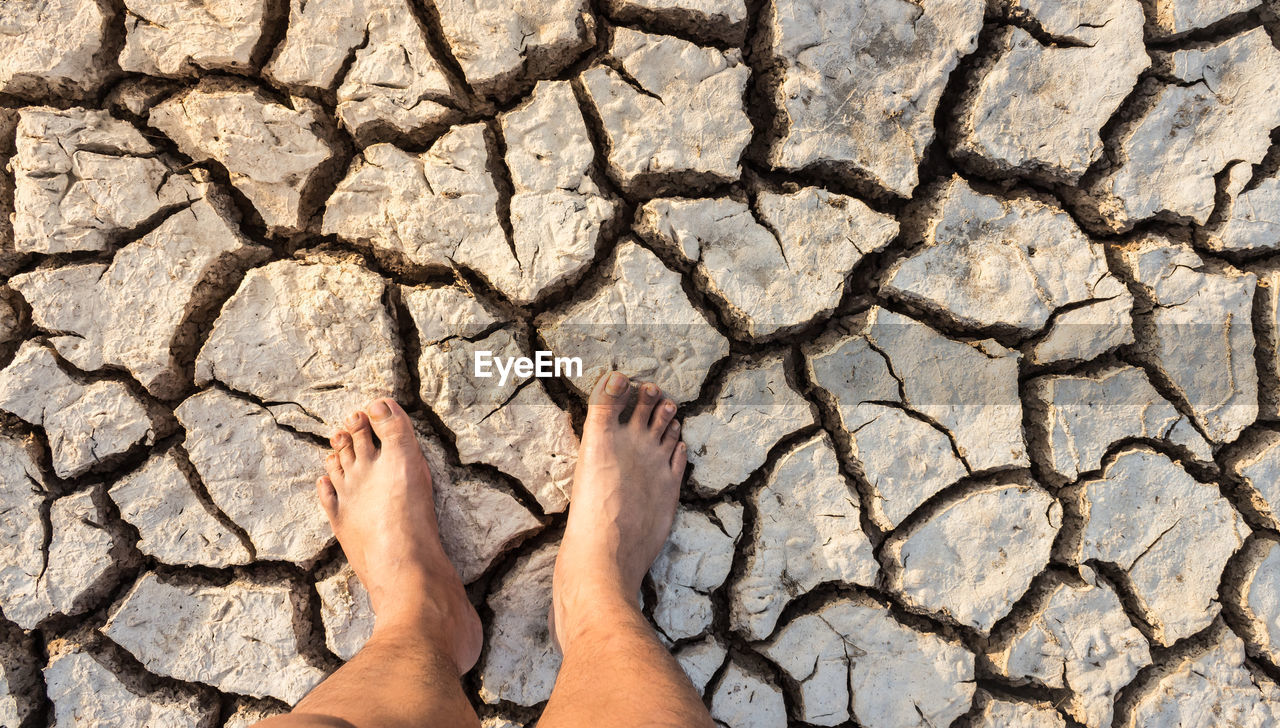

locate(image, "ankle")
(362, 621), (468, 683)
(552, 570), (646, 645)
(374, 598), (463, 642)
(373, 609), (475, 670)
(368, 614), (447, 653)
(553, 551), (636, 605)
(553, 593), (649, 654)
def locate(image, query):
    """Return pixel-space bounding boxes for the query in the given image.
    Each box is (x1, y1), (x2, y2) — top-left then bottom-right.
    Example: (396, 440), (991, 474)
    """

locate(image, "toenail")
(606, 372), (628, 395)
(346, 412), (360, 427)
(369, 400), (392, 420)
(643, 383), (657, 397)
(664, 402), (676, 415)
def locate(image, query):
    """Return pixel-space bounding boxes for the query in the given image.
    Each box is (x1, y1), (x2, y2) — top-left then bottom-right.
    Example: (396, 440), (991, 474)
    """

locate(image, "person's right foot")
(552, 372), (687, 649)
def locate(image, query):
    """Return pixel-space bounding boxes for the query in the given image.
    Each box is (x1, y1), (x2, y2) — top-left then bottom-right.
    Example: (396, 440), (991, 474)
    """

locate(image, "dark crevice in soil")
(251, 0), (293, 72)
(405, 0), (481, 111)
(6, 0), (1280, 720)
(482, 120), (521, 268)
(1143, 7), (1267, 48)
(170, 441), (259, 561)
(602, 2), (746, 49)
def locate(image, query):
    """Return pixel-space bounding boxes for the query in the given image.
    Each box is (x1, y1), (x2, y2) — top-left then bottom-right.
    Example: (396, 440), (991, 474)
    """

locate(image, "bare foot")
(552, 372), (686, 649)
(319, 398), (482, 673)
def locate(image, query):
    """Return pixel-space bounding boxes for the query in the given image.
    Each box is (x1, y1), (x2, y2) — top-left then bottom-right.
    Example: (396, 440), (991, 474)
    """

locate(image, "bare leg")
(541, 372), (714, 728)
(259, 399), (482, 728)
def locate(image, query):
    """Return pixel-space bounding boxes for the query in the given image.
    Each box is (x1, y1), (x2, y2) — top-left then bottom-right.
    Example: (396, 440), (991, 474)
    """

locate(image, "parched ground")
(2, 0), (1280, 726)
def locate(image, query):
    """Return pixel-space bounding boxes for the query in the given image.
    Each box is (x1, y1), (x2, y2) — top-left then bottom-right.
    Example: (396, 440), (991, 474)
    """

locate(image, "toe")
(630, 382), (660, 431)
(660, 417), (680, 453)
(332, 431), (356, 468)
(366, 398), (415, 448)
(671, 441), (688, 476)
(316, 476), (338, 521)
(324, 451), (345, 487)
(345, 411), (377, 460)
(585, 371), (630, 431)
(650, 398), (676, 438)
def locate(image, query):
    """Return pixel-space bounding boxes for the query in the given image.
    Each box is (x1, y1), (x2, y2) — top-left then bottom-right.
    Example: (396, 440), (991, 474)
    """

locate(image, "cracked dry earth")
(4, 1), (1280, 727)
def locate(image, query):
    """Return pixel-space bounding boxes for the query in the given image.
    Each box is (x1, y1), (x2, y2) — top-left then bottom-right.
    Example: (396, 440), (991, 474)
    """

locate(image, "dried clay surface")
(2, 0), (1280, 726)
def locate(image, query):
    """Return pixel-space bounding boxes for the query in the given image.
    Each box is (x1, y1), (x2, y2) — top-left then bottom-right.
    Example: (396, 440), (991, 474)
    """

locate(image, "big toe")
(586, 371), (630, 431)
(365, 398), (416, 449)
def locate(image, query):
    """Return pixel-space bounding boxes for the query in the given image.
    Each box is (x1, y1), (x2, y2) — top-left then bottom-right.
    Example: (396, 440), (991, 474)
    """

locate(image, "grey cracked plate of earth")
(2, 0), (1280, 726)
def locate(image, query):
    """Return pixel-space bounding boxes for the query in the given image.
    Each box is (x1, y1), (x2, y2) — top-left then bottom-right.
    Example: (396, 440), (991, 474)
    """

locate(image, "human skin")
(259, 372), (712, 728)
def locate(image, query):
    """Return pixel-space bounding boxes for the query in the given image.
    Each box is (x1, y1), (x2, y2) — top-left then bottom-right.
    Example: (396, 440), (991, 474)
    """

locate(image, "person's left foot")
(320, 398), (482, 673)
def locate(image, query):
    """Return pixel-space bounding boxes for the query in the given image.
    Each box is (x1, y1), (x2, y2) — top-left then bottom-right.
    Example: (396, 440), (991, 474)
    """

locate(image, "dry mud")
(2, 0), (1280, 726)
